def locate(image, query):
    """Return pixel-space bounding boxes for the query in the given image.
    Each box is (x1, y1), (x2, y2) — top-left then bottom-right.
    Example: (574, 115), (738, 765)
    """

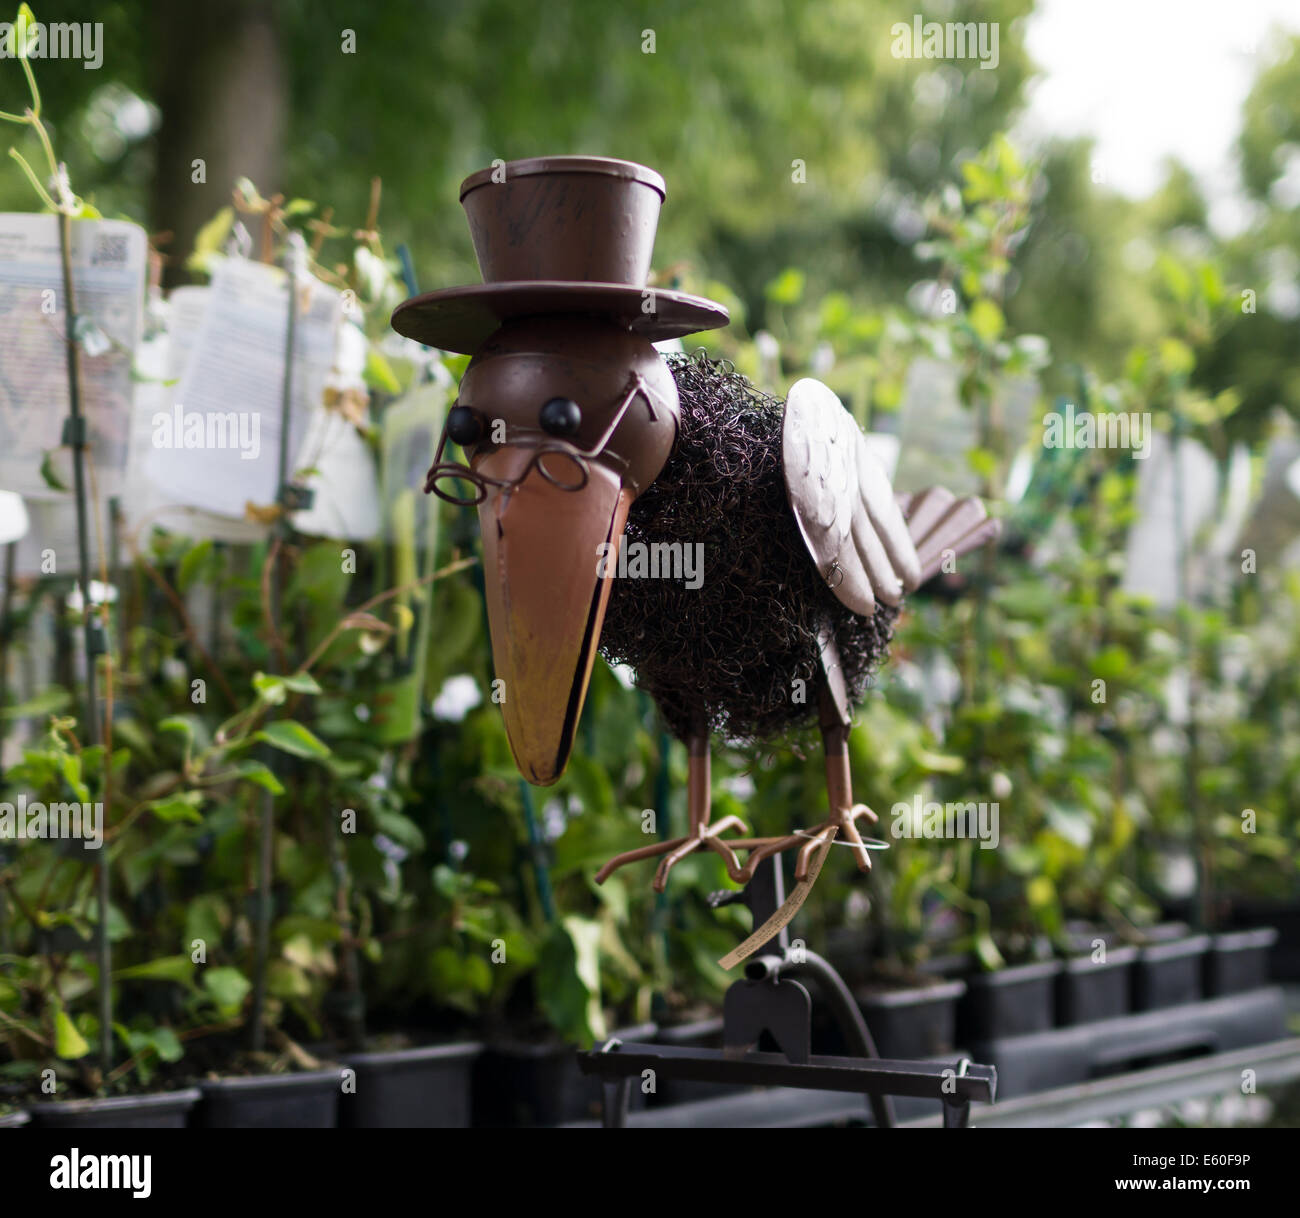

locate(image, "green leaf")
(968, 298), (1004, 343)
(1157, 337), (1195, 379)
(113, 955), (194, 984)
(202, 967), (251, 1015)
(1157, 253), (1192, 304)
(9, 4), (36, 59)
(150, 1026), (184, 1063)
(973, 932), (1005, 972)
(372, 806), (426, 852)
(184, 894), (227, 949)
(537, 917), (606, 1046)
(252, 673), (287, 705)
(146, 791), (204, 824)
(185, 206), (235, 274)
(765, 268), (805, 305)
(255, 720), (331, 760)
(176, 540), (214, 594)
(232, 760), (285, 795)
(267, 959), (311, 999)
(281, 671), (323, 695)
(39, 450), (69, 491)
(365, 347), (402, 394)
(158, 716), (194, 743)
(966, 447), (998, 480)
(1197, 262), (1224, 307)
(0, 686), (70, 720)
(53, 1007), (89, 1060)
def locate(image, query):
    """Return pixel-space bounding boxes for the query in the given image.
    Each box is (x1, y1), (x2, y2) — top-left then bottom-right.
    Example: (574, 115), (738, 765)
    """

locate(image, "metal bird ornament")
(392, 156), (999, 902)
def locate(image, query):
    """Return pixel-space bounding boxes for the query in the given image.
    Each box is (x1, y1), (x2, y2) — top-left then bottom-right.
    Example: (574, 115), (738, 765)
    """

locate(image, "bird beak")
(476, 446), (631, 785)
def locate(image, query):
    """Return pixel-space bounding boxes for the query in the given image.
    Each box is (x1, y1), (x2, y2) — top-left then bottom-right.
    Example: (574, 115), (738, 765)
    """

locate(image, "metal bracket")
(278, 483), (315, 512)
(61, 416), (87, 448)
(724, 976), (813, 1064)
(941, 1058), (973, 1128)
(597, 1036), (633, 1129)
(720, 856), (813, 1063)
(583, 856), (998, 1129)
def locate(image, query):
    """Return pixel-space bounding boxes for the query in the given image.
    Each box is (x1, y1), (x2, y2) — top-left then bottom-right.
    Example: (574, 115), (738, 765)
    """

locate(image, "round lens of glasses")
(427, 467), (487, 506)
(534, 449), (589, 492)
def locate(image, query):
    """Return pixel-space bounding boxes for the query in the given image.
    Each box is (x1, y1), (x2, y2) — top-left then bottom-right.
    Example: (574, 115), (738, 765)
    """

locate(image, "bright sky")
(1019, 0), (1300, 231)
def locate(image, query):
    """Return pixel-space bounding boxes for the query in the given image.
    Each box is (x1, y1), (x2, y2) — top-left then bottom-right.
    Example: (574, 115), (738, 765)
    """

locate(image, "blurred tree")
(147, 0), (286, 283)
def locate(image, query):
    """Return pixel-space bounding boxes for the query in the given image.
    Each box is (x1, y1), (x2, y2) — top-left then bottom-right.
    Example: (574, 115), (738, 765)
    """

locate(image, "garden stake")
(391, 155), (1002, 943)
(57, 209), (113, 1075)
(249, 241), (301, 1054)
(398, 160), (994, 1132)
(0, 539), (14, 720)
(1171, 405), (1208, 931)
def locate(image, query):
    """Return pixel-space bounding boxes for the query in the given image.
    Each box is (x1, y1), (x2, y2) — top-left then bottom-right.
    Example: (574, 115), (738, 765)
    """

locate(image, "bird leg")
(727, 686), (879, 885)
(593, 725), (750, 891)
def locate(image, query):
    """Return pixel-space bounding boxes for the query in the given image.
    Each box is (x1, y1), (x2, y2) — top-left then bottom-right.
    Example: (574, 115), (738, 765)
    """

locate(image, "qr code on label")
(91, 233), (129, 267)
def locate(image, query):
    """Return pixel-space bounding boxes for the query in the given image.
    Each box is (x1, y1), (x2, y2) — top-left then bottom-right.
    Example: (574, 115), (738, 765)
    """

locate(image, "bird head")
(427, 315), (679, 784)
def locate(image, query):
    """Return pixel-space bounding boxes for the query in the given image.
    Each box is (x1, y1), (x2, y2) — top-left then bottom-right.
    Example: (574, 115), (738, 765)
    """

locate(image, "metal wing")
(782, 379), (921, 617)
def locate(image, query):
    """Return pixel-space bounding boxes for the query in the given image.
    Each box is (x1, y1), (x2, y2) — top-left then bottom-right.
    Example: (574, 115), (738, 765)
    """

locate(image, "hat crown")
(460, 156), (666, 287)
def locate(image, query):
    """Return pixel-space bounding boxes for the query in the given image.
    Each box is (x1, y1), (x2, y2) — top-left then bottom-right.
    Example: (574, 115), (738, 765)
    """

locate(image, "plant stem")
(57, 210), (112, 1076)
(249, 256), (298, 1053)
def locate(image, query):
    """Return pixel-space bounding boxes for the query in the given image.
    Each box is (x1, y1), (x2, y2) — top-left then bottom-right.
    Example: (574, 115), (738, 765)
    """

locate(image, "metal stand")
(578, 857), (996, 1128)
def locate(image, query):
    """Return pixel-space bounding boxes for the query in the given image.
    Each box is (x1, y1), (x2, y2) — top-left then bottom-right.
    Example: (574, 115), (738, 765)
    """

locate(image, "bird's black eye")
(446, 405), (484, 447)
(539, 397), (582, 437)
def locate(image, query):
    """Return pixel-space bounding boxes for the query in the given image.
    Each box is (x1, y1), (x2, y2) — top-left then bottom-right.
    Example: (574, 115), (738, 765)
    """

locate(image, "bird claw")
(728, 803), (880, 885)
(594, 815), (750, 890)
(652, 815), (749, 893)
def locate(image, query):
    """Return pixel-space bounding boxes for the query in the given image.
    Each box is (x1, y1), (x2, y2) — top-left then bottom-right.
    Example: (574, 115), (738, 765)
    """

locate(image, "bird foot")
(593, 815), (751, 892)
(728, 803), (880, 885)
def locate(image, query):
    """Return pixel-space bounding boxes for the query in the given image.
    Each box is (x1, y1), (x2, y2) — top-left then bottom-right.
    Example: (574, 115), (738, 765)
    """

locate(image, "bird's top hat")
(390, 156), (729, 354)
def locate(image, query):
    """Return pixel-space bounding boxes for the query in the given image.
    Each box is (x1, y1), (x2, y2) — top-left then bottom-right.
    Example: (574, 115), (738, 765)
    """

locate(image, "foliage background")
(1, 0), (1298, 1083)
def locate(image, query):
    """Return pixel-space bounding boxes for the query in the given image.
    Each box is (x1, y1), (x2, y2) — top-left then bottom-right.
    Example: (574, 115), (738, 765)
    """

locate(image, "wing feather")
(783, 379), (912, 616)
(783, 379), (1002, 614)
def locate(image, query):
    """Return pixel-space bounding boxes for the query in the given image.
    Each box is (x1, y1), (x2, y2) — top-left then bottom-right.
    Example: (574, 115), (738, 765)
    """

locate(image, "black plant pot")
(1204, 928), (1278, 996)
(1132, 934), (1211, 1011)
(196, 1069), (340, 1128)
(917, 950), (976, 980)
(30, 1088), (201, 1129)
(0, 1108), (30, 1129)
(473, 1022), (656, 1128)
(1229, 901), (1300, 981)
(649, 1016), (738, 1107)
(859, 979), (966, 1059)
(822, 926), (879, 989)
(960, 960), (1061, 1041)
(1056, 944), (1139, 1026)
(339, 1041), (481, 1128)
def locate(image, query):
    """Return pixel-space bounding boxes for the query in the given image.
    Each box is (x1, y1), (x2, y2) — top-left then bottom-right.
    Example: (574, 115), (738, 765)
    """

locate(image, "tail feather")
(901, 486), (955, 544)
(899, 487), (1002, 585)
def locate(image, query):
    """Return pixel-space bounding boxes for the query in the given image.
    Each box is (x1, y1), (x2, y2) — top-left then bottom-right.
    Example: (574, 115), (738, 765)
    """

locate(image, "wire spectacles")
(424, 372), (671, 507)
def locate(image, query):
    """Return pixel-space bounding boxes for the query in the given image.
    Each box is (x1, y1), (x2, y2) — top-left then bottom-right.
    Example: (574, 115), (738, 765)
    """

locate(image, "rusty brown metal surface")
(460, 155), (666, 284)
(391, 282), (730, 355)
(594, 726), (750, 892)
(428, 317), (681, 501)
(390, 154), (729, 354)
(478, 451), (632, 785)
(399, 157), (728, 789)
(390, 156), (1000, 906)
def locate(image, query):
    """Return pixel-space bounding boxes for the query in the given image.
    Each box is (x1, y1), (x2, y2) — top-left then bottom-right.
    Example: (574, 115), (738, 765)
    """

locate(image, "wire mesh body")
(600, 350), (898, 743)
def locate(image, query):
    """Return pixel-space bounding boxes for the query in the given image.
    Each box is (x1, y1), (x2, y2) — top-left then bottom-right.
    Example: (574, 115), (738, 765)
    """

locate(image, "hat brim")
(390, 282), (730, 355)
